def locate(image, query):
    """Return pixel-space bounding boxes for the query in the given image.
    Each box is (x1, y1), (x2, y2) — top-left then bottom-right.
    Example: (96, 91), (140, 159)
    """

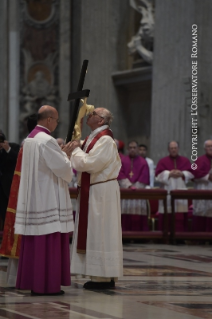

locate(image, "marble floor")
(0, 244), (212, 318)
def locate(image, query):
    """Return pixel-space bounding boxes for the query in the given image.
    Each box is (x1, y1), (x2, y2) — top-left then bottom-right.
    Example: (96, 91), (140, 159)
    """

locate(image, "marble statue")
(128, 0), (154, 64)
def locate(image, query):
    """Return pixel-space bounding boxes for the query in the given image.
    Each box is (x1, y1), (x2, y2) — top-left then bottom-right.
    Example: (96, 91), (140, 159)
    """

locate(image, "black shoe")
(31, 290), (64, 296)
(83, 281), (115, 290)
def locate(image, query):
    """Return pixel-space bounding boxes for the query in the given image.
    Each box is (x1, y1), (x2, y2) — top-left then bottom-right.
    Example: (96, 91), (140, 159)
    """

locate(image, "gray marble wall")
(59, 0), (71, 139)
(0, 0), (20, 143)
(150, 0), (212, 164)
(71, 0), (131, 142)
(0, 1), (8, 136)
(8, 0), (20, 143)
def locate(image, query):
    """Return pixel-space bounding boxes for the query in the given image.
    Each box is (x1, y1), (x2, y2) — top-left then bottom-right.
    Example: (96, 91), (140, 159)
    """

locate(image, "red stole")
(77, 129), (114, 254)
(0, 148), (23, 258)
(0, 127), (50, 258)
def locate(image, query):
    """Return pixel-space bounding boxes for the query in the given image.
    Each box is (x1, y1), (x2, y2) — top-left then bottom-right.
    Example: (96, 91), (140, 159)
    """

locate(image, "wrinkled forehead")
(95, 108), (103, 113)
(169, 143), (178, 148)
(205, 141), (212, 147)
(129, 143), (138, 148)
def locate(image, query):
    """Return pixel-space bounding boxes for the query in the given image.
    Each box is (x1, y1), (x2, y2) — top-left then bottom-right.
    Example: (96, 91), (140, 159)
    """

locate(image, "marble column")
(59, 0), (71, 140)
(150, 0), (212, 164)
(0, 1), (8, 135)
(71, 0), (129, 141)
(8, 0), (20, 143)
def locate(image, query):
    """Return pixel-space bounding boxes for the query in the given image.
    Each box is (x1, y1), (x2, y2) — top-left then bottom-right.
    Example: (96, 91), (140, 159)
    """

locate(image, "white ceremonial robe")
(70, 127), (123, 278)
(6, 259), (19, 287)
(15, 132), (74, 236)
(118, 179), (147, 215)
(156, 171), (194, 213)
(146, 157), (155, 188)
(193, 174), (212, 216)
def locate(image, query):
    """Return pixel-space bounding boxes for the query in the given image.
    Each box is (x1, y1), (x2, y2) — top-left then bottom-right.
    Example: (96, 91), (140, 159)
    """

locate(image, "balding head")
(86, 107), (113, 131)
(95, 108), (113, 126)
(168, 141), (179, 158)
(204, 140), (212, 157)
(37, 105), (59, 132)
(38, 105), (57, 120)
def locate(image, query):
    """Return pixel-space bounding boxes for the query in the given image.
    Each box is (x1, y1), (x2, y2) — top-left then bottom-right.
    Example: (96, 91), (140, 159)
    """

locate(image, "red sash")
(77, 129), (114, 253)
(0, 148), (23, 258)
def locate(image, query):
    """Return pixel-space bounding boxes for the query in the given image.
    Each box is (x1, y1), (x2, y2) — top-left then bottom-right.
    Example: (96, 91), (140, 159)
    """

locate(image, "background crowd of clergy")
(60, 137), (212, 233)
(1, 130), (212, 234)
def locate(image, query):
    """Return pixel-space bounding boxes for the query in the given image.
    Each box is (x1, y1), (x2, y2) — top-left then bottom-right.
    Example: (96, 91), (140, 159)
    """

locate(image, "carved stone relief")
(128, 0), (154, 65)
(19, 0), (59, 139)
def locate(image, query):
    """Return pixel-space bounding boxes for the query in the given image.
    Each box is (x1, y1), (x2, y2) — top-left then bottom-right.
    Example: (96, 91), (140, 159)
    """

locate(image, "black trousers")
(0, 183), (8, 227)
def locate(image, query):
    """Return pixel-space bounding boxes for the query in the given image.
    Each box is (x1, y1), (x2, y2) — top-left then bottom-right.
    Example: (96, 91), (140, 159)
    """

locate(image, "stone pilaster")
(0, 1), (8, 136)
(59, 0), (71, 140)
(8, 0), (20, 143)
(71, 0), (129, 142)
(150, 0), (212, 164)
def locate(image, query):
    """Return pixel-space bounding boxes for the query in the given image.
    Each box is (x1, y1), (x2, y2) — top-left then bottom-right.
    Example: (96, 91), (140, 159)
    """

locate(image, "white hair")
(204, 140), (212, 147)
(98, 108), (113, 126)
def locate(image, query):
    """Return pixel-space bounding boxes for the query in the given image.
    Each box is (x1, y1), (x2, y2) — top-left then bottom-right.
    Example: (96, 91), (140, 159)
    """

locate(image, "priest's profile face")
(168, 141), (179, 158)
(86, 108), (105, 130)
(128, 141), (139, 158)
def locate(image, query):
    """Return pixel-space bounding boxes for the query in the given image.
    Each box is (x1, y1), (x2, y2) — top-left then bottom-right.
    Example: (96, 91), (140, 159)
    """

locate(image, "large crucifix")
(66, 60), (94, 142)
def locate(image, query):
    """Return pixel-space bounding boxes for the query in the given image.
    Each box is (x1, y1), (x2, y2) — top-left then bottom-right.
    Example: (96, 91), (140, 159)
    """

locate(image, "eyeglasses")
(90, 111), (104, 119)
(49, 117), (59, 123)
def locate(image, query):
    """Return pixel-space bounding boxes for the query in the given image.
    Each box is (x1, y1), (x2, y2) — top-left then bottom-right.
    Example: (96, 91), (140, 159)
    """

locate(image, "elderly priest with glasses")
(68, 107), (123, 290)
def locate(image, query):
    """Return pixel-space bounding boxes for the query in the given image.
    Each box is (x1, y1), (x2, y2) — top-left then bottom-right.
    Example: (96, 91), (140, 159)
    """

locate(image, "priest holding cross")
(66, 107), (123, 290)
(62, 60), (123, 289)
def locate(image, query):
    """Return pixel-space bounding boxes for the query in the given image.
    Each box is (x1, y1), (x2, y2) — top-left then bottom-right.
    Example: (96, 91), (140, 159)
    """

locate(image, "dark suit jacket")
(0, 143), (20, 198)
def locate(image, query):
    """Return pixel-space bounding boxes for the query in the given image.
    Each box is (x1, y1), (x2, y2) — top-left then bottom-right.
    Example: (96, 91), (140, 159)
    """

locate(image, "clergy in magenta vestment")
(14, 106), (74, 295)
(0, 114), (37, 287)
(117, 141), (150, 231)
(192, 140), (212, 231)
(70, 115), (123, 286)
(155, 141), (194, 232)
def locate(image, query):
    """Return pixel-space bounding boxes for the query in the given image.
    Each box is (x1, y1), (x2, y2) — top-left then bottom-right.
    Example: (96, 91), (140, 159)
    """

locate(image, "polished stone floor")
(0, 243), (212, 318)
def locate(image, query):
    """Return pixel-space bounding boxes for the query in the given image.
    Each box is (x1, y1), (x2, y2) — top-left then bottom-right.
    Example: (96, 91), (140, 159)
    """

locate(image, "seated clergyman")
(192, 140), (212, 231)
(155, 141), (194, 232)
(118, 141), (150, 232)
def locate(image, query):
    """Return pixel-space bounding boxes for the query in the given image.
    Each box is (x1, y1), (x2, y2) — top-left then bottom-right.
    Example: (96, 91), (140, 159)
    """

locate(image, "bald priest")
(69, 108), (123, 290)
(14, 105), (74, 296)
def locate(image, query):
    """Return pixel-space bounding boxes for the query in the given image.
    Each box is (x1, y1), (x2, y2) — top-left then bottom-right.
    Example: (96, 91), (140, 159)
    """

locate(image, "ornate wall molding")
(20, 0), (59, 29)
(19, 0), (60, 139)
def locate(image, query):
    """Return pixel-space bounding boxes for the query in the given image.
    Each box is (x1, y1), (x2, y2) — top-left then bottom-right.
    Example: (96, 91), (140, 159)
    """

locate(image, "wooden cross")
(66, 60), (90, 142)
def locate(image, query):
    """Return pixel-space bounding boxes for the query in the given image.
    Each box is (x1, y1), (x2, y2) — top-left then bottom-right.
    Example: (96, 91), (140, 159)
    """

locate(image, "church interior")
(0, 0), (212, 318)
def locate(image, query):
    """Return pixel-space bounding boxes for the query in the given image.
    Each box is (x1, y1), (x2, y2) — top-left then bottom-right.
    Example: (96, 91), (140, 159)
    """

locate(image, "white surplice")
(146, 157), (155, 188)
(156, 171), (194, 213)
(15, 132), (74, 236)
(193, 174), (212, 216)
(118, 179), (147, 215)
(70, 125), (123, 278)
